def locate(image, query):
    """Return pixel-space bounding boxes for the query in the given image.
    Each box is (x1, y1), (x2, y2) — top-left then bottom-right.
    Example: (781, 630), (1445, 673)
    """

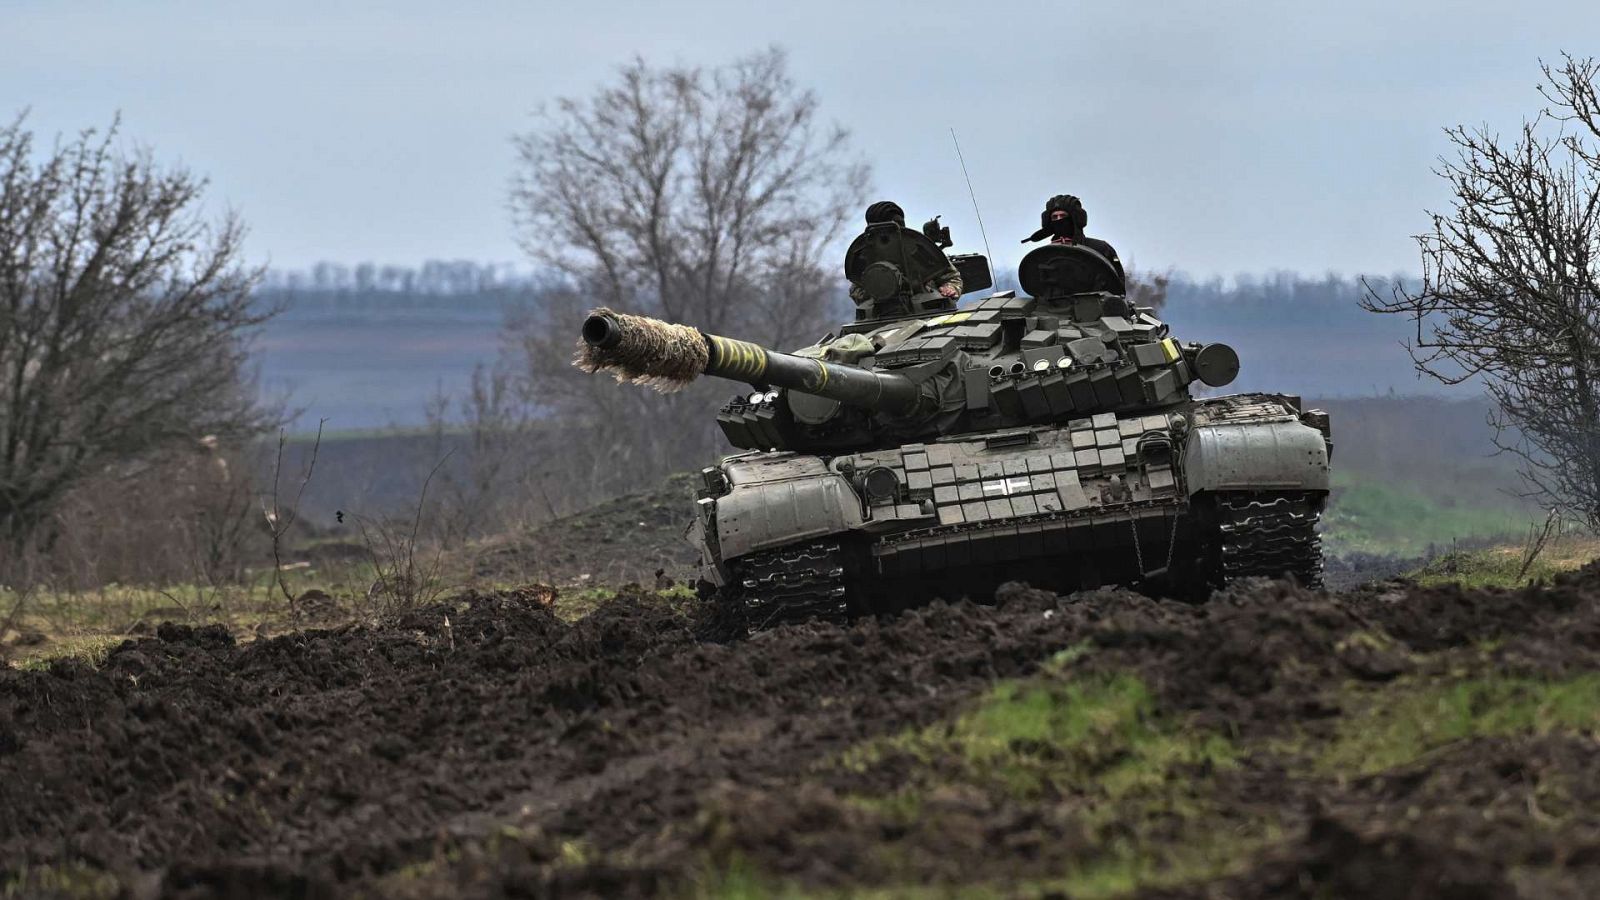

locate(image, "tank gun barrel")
(579, 309), (923, 416)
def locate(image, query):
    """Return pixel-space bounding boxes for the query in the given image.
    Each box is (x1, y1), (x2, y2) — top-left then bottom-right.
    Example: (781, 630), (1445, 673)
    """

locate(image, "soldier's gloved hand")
(939, 284), (959, 299)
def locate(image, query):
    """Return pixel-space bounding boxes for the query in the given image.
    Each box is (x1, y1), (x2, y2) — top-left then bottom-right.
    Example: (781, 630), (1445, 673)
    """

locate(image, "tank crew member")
(848, 200), (963, 303)
(1022, 194), (1125, 280)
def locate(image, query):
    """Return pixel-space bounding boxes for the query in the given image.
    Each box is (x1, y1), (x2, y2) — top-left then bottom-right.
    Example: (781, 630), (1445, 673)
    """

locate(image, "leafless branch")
(264, 420), (323, 604)
(1518, 508), (1562, 580)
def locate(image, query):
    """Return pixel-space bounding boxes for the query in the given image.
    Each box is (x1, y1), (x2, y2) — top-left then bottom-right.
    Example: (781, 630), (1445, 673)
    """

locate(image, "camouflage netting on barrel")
(574, 307), (710, 390)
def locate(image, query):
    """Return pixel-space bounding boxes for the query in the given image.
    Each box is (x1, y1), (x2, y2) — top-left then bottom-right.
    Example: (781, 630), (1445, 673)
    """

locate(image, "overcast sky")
(5, 0), (1598, 279)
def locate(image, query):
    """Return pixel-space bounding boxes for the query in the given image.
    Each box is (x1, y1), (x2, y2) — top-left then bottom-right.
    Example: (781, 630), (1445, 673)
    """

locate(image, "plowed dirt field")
(5, 566), (1600, 898)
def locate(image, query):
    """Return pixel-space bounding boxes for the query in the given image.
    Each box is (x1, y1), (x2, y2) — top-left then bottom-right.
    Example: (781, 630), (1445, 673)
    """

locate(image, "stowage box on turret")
(578, 225), (1331, 629)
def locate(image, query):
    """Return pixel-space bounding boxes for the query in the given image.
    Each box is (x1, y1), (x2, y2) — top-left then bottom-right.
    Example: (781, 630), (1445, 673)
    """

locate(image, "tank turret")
(580, 245), (1241, 454)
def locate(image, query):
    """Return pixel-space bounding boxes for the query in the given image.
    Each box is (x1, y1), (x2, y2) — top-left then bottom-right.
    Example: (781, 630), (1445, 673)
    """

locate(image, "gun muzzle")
(576, 308), (710, 389)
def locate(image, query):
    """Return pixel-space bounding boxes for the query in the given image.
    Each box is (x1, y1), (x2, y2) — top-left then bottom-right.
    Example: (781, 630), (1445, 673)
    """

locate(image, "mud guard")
(715, 475), (865, 562)
(1182, 420), (1330, 494)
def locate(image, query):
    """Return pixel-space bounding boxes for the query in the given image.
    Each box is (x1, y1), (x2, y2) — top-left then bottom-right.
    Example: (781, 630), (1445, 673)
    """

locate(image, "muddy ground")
(4, 563), (1600, 898)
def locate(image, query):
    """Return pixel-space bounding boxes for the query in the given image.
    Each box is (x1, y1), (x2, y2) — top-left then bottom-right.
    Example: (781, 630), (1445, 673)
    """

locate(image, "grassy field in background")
(1321, 469), (1535, 557)
(1408, 536), (1600, 589)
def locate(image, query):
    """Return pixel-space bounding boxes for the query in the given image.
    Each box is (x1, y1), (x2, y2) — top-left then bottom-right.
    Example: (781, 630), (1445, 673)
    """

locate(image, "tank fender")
(715, 475), (865, 560)
(1182, 420), (1330, 494)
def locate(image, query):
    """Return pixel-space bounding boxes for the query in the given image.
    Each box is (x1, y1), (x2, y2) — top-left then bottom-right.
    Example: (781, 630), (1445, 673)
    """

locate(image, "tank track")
(1214, 491), (1324, 588)
(730, 540), (850, 630)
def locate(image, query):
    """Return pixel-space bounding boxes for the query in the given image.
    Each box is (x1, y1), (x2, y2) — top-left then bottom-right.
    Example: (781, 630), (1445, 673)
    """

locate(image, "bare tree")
(0, 115), (274, 567)
(1363, 55), (1600, 528)
(508, 47), (870, 487)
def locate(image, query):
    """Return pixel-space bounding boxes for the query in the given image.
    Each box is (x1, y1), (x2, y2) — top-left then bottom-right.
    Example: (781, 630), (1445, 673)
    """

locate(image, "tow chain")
(1131, 515), (1145, 575)
(1131, 512), (1181, 582)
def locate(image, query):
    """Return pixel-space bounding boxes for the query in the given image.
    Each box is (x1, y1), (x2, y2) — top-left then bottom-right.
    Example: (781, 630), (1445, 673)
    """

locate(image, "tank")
(577, 225), (1331, 630)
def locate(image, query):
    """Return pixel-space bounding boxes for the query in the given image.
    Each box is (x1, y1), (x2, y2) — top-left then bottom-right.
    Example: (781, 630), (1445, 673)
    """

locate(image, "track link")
(730, 541), (850, 630)
(1214, 492), (1325, 588)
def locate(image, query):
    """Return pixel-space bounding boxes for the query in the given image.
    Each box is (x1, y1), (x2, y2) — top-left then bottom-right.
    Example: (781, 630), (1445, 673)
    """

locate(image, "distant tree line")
(1169, 272), (1413, 329)
(259, 261), (1396, 332)
(261, 260), (536, 296)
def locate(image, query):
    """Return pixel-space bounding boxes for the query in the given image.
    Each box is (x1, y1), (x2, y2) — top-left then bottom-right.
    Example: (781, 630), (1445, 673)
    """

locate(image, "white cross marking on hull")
(981, 477), (1032, 496)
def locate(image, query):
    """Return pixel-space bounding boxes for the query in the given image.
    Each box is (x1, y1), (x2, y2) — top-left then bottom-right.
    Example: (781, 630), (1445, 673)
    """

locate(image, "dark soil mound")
(469, 475), (700, 587)
(4, 566), (1600, 898)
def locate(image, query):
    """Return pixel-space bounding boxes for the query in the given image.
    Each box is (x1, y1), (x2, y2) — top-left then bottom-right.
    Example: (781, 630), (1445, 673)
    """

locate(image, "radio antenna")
(950, 128), (996, 286)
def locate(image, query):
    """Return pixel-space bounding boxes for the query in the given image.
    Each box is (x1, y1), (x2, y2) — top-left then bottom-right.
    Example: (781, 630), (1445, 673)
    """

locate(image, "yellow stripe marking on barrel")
(713, 336), (767, 380)
(711, 336), (732, 375)
(745, 341), (767, 379)
(810, 359), (829, 393)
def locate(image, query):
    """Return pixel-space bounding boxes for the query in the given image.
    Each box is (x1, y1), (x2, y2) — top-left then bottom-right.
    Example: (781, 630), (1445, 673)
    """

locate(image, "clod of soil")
(4, 567), (1600, 898)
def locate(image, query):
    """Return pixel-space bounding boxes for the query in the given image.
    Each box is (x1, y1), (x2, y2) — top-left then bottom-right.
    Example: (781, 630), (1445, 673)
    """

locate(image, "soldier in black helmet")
(1022, 194), (1125, 280)
(848, 201), (963, 303)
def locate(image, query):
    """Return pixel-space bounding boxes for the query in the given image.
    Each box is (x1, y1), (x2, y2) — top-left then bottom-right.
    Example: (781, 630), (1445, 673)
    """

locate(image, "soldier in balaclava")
(1022, 194), (1125, 280)
(848, 201), (963, 303)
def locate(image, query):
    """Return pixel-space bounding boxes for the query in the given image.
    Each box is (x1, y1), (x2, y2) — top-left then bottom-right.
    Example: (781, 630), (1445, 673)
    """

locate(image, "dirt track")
(5, 566), (1600, 898)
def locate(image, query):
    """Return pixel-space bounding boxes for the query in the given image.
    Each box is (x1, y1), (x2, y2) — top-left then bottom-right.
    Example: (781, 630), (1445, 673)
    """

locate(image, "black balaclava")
(1022, 194), (1088, 243)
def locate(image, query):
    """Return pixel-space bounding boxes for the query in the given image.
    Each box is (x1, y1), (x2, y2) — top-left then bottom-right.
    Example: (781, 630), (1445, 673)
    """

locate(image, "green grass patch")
(690, 855), (816, 900)
(1322, 470), (1529, 557)
(1023, 823), (1284, 900)
(830, 670), (1259, 897)
(2, 575), (306, 670)
(547, 583), (696, 623)
(1409, 536), (1599, 589)
(8, 634), (127, 671)
(1321, 673), (1600, 775)
(839, 671), (1239, 799)
(1, 863), (120, 899)
(948, 674), (1236, 799)
(723, 664), (1600, 897)
(3, 581), (250, 633)
(548, 586), (617, 622)
(0, 560), (368, 633)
